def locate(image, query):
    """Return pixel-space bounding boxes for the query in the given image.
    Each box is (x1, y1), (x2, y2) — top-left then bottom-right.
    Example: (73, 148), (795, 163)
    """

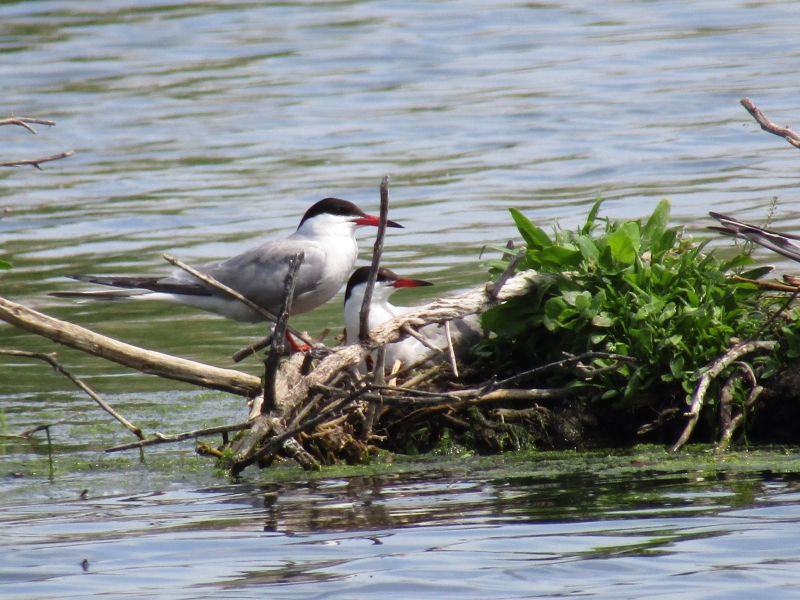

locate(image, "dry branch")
(0, 348), (142, 438)
(105, 421), (252, 453)
(0, 295), (262, 396)
(1, 115), (74, 169)
(0, 411), (84, 440)
(741, 98), (800, 149)
(263, 252), (304, 413)
(0, 150), (75, 170)
(0, 117), (56, 133)
(670, 340), (776, 453)
(359, 175), (391, 342)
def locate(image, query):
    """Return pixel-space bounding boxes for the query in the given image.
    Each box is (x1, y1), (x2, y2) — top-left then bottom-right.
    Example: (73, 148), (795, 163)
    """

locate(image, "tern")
(343, 266), (482, 370)
(52, 198), (403, 325)
(710, 212), (800, 263)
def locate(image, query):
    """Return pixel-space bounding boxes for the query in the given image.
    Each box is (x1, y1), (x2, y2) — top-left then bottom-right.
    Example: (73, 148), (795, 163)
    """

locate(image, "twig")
(0, 116), (56, 133)
(232, 333), (273, 363)
(717, 385), (765, 451)
(670, 340), (776, 453)
(0, 150), (75, 170)
(636, 407), (679, 436)
(163, 254), (317, 350)
(361, 345), (386, 440)
(359, 175), (391, 342)
(750, 285), (800, 341)
(0, 412), (84, 440)
(401, 364), (444, 388)
(391, 351), (444, 380)
(0, 349), (143, 439)
(741, 98), (800, 149)
(401, 324), (443, 354)
(105, 421), (252, 453)
(732, 275), (797, 292)
(487, 248), (526, 299)
(232, 391), (366, 474)
(370, 384), (461, 400)
(395, 387), (573, 429)
(444, 321), (459, 378)
(497, 352), (635, 389)
(263, 252), (304, 413)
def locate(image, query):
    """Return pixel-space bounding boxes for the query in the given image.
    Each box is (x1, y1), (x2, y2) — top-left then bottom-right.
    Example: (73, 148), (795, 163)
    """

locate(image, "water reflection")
(2, 465), (800, 598)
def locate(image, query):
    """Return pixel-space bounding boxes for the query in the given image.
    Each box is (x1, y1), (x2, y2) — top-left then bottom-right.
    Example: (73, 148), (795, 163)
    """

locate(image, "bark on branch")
(741, 98), (800, 149)
(0, 295), (262, 396)
(670, 340), (776, 453)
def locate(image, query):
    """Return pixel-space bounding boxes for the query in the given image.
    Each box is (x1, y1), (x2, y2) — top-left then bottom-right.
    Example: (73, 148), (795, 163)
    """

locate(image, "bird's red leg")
(285, 331), (310, 353)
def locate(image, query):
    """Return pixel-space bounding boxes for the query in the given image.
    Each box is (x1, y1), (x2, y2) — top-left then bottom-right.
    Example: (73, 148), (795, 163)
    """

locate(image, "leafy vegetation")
(476, 198), (787, 413)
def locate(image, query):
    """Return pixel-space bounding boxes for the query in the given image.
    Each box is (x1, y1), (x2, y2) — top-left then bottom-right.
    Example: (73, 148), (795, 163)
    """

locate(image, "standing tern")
(52, 198), (403, 324)
(343, 266), (482, 370)
(710, 212), (800, 262)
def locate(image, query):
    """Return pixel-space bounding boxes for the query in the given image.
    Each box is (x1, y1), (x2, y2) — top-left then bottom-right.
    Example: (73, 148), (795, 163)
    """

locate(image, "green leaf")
(510, 208), (552, 250)
(651, 227), (680, 259)
(581, 196), (604, 235)
(606, 221), (641, 264)
(576, 234), (600, 263)
(738, 265), (774, 280)
(0, 259), (10, 270)
(720, 254), (756, 272)
(536, 245), (584, 269)
(641, 198), (671, 247)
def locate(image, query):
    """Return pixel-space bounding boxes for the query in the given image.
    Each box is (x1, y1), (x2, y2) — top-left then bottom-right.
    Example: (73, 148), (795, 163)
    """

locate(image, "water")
(3, 0), (800, 596)
(4, 451), (800, 599)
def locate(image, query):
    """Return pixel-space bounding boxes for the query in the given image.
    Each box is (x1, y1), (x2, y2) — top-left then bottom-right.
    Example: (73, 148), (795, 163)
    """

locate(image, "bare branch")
(487, 248), (527, 299)
(0, 150), (75, 170)
(232, 333), (274, 363)
(263, 252), (304, 413)
(670, 340), (776, 453)
(0, 348), (143, 438)
(0, 412), (84, 440)
(496, 351), (635, 389)
(741, 98), (800, 149)
(359, 175), (391, 342)
(105, 421), (252, 453)
(0, 117), (57, 134)
(444, 321), (459, 378)
(401, 324), (443, 354)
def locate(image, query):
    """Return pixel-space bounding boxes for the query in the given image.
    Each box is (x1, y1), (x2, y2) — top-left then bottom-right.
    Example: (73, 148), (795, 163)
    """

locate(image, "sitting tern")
(52, 198), (403, 324)
(343, 266), (482, 370)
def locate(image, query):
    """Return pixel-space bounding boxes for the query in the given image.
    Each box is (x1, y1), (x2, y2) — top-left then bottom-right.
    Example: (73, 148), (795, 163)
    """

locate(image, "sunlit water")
(4, 0), (800, 596)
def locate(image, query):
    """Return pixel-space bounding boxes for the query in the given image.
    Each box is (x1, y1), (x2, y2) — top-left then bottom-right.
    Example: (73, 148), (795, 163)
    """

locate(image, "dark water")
(4, 0), (800, 596)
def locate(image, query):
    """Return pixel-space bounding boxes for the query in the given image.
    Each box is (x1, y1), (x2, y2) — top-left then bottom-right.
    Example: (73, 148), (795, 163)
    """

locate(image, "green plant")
(477, 198), (784, 408)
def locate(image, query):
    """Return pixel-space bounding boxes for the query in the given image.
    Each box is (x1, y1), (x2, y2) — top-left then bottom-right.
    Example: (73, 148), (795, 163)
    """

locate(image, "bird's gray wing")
(179, 237), (329, 313)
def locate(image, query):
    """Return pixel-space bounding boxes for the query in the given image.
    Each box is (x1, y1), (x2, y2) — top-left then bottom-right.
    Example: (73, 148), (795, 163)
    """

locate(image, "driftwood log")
(0, 296), (262, 396)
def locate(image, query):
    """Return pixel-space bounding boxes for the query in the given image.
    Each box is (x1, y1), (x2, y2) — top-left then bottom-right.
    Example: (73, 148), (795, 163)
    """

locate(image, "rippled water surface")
(4, 0), (800, 597)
